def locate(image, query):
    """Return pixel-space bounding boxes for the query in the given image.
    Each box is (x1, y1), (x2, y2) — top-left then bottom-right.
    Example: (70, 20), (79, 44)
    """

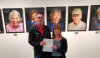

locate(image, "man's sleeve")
(28, 27), (40, 47)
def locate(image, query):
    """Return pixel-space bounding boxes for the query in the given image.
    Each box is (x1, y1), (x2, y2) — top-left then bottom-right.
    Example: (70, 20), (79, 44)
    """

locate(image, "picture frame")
(3, 8), (24, 33)
(46, 6), (66, 32)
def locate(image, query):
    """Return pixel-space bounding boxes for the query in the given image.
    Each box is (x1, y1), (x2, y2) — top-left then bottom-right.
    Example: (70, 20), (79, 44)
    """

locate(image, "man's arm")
(28, 27), (40, 47)
(28, 27), (46, 47)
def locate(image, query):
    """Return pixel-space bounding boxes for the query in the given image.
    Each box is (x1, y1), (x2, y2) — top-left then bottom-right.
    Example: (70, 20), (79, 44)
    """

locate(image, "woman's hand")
(52, 46), (57, 50)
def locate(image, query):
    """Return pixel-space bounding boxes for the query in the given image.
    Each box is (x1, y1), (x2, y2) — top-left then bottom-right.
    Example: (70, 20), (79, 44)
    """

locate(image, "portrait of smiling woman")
(25, 7), (44, 32)
(3, 9), (24, 33)
(47, 7), (66, 32)
(26, 10), (37, 32)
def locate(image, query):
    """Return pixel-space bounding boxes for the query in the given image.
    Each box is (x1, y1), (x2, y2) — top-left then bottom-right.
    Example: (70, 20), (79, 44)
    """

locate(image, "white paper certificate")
(43, 38), (53, 52)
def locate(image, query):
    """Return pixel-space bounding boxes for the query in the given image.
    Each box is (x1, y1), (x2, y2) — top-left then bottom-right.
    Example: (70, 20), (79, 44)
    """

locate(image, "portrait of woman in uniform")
(67, 6), (88, 31)
(25, 7), (44, 32)
(46, 7), (66, 32)
(89, 5), (100, 31)
(3, 8), (24, 33)
(0, 9), (4, 33)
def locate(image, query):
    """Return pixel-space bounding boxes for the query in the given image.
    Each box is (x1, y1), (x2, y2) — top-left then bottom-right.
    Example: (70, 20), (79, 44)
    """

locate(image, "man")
(47, 8), (65, 31)
(90, 7), (100, 30)
(28, 12), (51, 58)
(68, 8), (86, 30)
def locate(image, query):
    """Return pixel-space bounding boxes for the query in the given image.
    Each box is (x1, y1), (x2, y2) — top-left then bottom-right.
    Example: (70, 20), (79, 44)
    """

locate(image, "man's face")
(72, 14), (82, 24)
(10, 15), (20, 27)
(32, 13), (37, 22)
(36, 14), (44, 25)
(51, 13), (61, 24)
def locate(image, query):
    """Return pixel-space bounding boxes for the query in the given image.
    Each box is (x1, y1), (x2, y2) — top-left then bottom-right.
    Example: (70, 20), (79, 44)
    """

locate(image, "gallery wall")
(0, 0), (100, 58)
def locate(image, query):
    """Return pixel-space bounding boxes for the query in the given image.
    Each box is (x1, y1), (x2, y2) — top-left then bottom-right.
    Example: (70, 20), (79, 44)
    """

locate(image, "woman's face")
(51, 12), (61, 24)
(97, 12), (100, 16)
(54, 28), (60, 36)
(10, 15), (20, 27)
(32, 13), (37, 22)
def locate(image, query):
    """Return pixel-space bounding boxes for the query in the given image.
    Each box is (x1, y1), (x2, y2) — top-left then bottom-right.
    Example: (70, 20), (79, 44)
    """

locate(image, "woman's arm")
(57, 38), (68, 54)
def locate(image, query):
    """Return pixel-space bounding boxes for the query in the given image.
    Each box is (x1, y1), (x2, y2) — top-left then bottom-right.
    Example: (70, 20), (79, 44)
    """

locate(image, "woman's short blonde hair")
(96, 7), (100, 14)
(9, 10), (22, 21)
(52, 24), (63, 39)
(50, 8), (61, 19)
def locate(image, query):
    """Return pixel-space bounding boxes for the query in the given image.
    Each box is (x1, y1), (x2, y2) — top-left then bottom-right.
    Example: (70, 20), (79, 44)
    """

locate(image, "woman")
(90, 7), (100, 30)
(26, 10), (37, 32)
(51, 24), (67, 58)
(47, 8), (65, 31)
(6, 10), (24, 32)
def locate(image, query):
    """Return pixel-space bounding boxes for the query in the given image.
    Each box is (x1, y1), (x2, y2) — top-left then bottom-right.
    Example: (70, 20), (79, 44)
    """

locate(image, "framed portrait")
(67, 6), (88, 31)
(46, 6), (66, 32)
(89, 5), (100, 31)
(3, 8), (24, 33)
(25, 7), (44, 32)
(0, 9), (4, 33)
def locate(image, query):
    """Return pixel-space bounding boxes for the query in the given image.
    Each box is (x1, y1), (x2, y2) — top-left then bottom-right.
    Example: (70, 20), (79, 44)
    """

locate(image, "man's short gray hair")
(9, 10), (22, 21)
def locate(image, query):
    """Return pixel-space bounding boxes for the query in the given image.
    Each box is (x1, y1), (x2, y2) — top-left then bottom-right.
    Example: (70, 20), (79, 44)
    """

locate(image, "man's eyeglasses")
(37, 17), (43, 19)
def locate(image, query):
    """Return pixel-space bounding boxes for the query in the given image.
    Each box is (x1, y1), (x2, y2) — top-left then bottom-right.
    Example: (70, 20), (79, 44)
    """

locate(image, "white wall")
(0, 0), (100, 58)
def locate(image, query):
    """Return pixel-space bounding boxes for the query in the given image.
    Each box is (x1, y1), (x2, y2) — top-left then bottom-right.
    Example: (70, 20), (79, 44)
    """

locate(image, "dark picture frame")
(46, 6), (66, 32)
(67, 6), (88, 31)
(25, 7), (44, 32)
(0, 9), (4, 33)
(3, 8), (24, 33)
(89, 5), (100, 31)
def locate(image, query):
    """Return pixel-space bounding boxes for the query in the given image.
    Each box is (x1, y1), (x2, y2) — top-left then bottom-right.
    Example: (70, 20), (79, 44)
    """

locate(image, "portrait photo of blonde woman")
(46, 7), (66, 32)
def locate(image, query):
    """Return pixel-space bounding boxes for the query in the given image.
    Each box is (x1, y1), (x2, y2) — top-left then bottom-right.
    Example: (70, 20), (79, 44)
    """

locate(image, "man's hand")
(40, 41), (46, 46)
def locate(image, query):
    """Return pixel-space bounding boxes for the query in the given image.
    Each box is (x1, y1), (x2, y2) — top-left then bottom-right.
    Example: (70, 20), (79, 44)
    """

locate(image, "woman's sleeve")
(56, 38), (68, 54)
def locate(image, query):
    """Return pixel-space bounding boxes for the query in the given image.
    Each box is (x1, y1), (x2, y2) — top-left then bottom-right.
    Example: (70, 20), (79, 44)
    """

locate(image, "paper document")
(43, 38), (53, 52)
